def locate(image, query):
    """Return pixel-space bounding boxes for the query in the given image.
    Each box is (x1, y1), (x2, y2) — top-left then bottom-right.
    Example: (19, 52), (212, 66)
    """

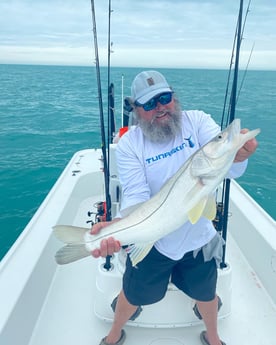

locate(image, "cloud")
(0, 0), (275, 70)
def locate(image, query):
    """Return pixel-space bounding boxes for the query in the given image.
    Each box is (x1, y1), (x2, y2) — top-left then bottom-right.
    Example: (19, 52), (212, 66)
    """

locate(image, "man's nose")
(155, 102), (166, 111)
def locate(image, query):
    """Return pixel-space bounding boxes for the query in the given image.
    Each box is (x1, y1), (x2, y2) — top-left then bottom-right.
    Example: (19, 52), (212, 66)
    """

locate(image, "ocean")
(0, 64), (275, 260)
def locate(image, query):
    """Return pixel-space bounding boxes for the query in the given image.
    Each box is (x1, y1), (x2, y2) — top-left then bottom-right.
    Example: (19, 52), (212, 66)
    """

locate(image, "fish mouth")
(228, 118), (260, 148)
(225, 118), (241, 141)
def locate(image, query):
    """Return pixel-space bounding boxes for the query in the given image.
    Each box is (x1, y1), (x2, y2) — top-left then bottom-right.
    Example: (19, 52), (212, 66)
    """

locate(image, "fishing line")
(241, 0), (252, 40)
(237, 42), (255, 103)
(220, 25), (237, 130)
(236, 0), (253, 104)
(221, 0), (252, 129)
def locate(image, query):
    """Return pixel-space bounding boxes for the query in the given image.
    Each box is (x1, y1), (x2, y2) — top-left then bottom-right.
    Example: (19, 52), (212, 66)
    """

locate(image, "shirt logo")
(145, 135), (195, 165)
(147, 77), (154, 86)
(145, 142), (186, 164)
(184, 135), (195, 148)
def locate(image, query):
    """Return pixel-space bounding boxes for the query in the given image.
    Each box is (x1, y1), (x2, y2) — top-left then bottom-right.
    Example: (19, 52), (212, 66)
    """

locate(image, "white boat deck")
(28, 230), (275, 345)
(1, 149), (275, 345)
(28, 192), (276, 345)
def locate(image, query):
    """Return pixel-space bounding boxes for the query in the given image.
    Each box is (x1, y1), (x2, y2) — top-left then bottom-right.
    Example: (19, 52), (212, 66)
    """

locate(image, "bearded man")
(91, 70), (258, 345)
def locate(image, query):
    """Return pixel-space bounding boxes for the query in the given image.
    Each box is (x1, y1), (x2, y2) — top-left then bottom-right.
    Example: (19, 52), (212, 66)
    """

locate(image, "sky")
(0, 0), (275, 70)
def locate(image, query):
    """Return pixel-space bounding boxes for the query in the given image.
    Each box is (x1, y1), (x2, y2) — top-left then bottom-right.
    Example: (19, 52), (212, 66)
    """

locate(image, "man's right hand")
(90, 220), (121, 258)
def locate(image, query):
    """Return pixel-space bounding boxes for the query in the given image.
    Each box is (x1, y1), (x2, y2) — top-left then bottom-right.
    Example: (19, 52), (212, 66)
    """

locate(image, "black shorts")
(123, 246), (217, 306)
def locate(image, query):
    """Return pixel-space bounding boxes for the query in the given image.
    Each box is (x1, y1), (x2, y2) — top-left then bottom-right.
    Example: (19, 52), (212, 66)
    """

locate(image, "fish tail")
(53, 225), (91, 265)
(53, 225), (89, 244)
(55, 244), (90, 265)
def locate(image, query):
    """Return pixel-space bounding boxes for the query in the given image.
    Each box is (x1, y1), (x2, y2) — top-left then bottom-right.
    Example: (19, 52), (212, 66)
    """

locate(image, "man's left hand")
(234, 129), (259, 162)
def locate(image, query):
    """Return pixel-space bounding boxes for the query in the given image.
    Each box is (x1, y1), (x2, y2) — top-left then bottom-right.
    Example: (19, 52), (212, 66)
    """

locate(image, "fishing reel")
(86, 201), (113, 271)
(86, 201), (107, 225)
(212, 202), (224, 233)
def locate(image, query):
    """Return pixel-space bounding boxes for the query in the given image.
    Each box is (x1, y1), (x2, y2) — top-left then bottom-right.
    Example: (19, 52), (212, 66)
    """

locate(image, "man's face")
(135, 94), (182, 143)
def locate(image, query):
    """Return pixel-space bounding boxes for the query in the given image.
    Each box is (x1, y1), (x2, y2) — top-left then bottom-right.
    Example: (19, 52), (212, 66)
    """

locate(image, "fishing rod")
(90, 0), (112, 222)
(220, 0), (252, 128)
(228, 1), (243, 123)
(219, 0), (245, 268)
(104, 0), (116, 270)
(107, 0), (116, 146)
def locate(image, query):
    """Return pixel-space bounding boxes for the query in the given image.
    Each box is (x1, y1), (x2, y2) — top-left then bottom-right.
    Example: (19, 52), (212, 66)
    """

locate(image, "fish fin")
(202, 195), (217, 221)
(55, 244), (90, 265)
(188, 195), (217, 224)
(126, 243), (154, 267)
(53, 225), (89, 244)
(188, 198), (208, 224)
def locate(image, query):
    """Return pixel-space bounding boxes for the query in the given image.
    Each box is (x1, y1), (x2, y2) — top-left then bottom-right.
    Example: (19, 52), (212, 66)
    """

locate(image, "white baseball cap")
(131, 70), (172, 104)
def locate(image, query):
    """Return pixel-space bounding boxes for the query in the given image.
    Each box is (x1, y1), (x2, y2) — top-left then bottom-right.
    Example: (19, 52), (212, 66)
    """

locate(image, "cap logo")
(147, 77), (155, 86)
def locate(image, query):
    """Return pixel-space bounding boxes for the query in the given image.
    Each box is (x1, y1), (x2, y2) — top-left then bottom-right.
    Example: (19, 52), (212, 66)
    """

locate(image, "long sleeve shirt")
(115, 110), (247, 260)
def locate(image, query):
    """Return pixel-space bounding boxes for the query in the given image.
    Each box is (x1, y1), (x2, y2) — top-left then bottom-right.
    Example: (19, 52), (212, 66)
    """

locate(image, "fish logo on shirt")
(184, 135), (195, 148)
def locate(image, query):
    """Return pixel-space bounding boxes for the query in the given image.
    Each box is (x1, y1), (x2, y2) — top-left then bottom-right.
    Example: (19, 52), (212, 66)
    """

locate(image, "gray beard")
(137, 100), (182, 143)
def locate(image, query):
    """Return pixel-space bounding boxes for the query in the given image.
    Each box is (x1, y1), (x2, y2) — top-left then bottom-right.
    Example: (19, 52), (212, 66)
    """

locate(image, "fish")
(53, 119), (260, 266)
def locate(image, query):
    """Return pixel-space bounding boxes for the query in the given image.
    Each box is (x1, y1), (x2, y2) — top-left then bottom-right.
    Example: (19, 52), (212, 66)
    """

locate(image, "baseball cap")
(131, 70), (172, 104)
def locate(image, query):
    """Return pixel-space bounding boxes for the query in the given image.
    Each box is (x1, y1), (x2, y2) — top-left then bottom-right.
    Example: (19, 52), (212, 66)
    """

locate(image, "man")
(91, 70), (258, 345)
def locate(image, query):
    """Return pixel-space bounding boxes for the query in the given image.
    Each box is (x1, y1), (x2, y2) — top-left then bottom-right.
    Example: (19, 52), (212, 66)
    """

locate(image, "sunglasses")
(134, 92), (173, 111)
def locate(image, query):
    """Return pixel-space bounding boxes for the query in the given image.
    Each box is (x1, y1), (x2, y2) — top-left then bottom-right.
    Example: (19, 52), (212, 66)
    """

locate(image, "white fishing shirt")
(116, 110), (247, 260)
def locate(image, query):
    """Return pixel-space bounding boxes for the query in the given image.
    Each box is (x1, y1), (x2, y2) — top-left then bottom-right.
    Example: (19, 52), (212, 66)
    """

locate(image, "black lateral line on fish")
(86, 178), (204, 244)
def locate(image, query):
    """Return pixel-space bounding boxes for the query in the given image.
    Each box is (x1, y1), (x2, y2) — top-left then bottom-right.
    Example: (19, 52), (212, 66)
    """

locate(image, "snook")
(54, 119), (260, 266)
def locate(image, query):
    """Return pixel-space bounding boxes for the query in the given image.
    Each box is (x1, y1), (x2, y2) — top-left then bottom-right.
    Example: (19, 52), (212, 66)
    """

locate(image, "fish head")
(191, 118), (260, 183)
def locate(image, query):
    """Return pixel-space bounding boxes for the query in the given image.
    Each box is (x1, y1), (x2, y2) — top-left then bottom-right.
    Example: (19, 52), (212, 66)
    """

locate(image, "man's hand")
(90, 220), (121, 258)
(234, 129), (259, 162)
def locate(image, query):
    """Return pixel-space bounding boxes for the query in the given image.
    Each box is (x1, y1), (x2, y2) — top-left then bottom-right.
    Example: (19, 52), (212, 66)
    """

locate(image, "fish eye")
(217, 134), (223, 140)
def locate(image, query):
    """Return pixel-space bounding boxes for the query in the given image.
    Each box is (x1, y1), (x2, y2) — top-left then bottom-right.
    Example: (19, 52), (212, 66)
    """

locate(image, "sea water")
(0, 64), (275, 260)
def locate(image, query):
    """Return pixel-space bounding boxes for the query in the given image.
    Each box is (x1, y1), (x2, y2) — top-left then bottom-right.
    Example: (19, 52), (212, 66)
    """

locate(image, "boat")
(0, 143), (275, 345)
(1, 1), (275, 344)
